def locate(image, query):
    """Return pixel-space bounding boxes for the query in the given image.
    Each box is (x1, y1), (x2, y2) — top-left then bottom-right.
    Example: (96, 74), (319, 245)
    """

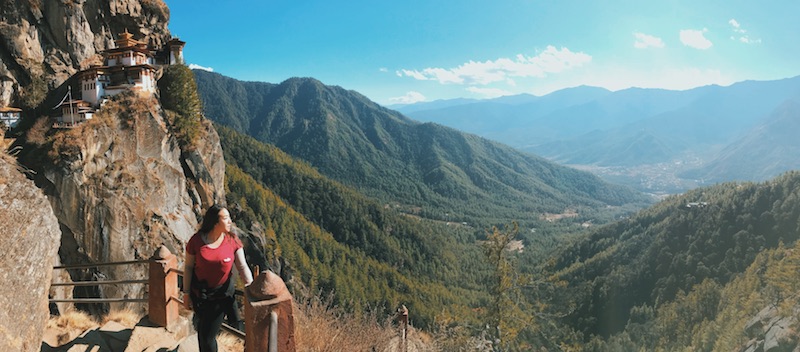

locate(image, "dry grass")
(46, 310), (100, 346)
(218, 330), (245, 351)
(47, 310), (98, 331)
(101, 308), (142, 328)
(294, 294), (397, 351)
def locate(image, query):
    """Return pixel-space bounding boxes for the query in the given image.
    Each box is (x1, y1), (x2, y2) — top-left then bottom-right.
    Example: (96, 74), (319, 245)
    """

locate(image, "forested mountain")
(541, 171), (800, 349)
(218, 125), (491, 327)
(193, 70), (650, 227)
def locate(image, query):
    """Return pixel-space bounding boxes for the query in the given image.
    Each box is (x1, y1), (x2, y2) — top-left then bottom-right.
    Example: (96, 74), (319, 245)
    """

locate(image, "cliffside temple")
(53, 31), (185, 127)
(52, 87), (93, 129)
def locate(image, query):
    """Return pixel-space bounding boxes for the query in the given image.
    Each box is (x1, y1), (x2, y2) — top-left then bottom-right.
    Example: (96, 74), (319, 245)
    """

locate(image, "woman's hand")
(182, 292), (192, 310)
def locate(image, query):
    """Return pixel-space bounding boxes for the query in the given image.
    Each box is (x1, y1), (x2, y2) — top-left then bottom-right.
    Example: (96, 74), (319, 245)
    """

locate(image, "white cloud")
(739, 36), (762, 44)
(397, 69), (427, 80)
(728, 19), (761, 44)
(398, 46), (591, 86)
(188, 63), (214, 72)
(388, 91), (426, 104)
(379, 67), (388, 72)
(680, 28), (713, 49)
(633, 32), (665, 49)
(466, 86), (513, 98)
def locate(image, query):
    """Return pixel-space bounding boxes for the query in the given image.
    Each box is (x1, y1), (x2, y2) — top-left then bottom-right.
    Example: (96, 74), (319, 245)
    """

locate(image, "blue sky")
(164, 0), (800, 105)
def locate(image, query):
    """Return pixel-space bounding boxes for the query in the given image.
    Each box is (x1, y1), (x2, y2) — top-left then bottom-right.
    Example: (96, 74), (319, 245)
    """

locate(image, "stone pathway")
(40, 316), (219, 352)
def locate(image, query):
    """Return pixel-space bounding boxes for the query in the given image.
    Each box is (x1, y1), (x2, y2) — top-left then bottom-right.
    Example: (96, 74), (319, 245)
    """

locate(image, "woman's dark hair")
(198, 204), (243, 246)
(199, 204), (226, 234)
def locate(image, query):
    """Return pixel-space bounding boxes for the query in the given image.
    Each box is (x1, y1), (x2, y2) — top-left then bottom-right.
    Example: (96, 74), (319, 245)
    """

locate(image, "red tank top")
(187, 233), (242, 288)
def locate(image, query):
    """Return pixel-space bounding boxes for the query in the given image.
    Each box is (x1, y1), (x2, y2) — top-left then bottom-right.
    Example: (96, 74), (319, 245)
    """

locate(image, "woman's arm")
(183, 253), (195, 310)
(234, 248), (254, 286)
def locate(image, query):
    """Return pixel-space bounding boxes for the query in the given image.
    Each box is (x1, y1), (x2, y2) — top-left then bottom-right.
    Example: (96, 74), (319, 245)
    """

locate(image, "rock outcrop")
(19, 91), (225, 314)
(742, 304), (799, 352)
(0, 0), (171, 109)
(0, 154), (61, 352)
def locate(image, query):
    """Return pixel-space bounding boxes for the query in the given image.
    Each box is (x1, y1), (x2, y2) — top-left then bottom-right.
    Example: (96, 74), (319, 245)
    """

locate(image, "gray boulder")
(0, 155), (61, 352)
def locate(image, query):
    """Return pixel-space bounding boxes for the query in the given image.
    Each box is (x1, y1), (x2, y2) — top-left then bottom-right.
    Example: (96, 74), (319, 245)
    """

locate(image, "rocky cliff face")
(19, 91), (225, 314)
(0, 0), (231, 340)
(0, 154), (61, 352)
(0, 0), (171, 109)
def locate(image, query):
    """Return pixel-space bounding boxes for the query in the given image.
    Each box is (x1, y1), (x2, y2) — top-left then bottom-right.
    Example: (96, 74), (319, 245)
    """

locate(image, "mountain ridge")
(194, 70), (651, 226)
(398, 75), (800, 192)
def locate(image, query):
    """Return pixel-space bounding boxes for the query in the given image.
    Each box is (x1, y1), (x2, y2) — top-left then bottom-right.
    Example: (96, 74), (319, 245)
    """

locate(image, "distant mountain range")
(680, 99), (800, 183)
(193, 70), (651, 226)
(396, 77), (800, 192)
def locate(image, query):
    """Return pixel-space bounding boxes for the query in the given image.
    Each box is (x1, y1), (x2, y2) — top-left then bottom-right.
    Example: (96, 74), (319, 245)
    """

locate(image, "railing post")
(149, 245), (179, 331)
(244, 267), (295, 352)
(399, 304), (409, 341)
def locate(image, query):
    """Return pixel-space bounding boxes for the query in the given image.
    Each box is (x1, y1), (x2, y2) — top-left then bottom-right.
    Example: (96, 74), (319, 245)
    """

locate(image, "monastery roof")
(167, 37), (186, 46)
(79, 63), (157, 75)
(103, 45), (154, 56)
(58, 99), (92, 108)
(115, 30), (145, 48)
(0, 107), (22, 113)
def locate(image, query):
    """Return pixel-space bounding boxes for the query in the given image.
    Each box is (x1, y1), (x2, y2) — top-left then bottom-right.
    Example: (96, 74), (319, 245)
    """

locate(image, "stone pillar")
(149, 245), (179, 331)
(244, 268), (295, 352)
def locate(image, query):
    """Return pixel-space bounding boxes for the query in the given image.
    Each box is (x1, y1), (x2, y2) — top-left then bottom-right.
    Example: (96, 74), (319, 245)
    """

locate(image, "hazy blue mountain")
(193, 70), (651, 226)
(400, 86), (612, 143)
(534, 129), (677, 166)
(512, 87), (700, 147)
(528, 77), (800, 167)
(399, 77), (800, 162)
(388, 97), (479, 114)
(680, 99), (800, 183)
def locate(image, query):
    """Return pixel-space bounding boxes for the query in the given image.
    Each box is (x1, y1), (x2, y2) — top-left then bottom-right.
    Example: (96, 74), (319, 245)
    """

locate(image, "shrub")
(26, 116), (51, 146)
(19, 69), (48, 110)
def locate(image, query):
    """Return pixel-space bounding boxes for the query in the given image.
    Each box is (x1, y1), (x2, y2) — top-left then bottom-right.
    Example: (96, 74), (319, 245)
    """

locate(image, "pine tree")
(158, 64), (203, 148)
(481, 222), (534, 350)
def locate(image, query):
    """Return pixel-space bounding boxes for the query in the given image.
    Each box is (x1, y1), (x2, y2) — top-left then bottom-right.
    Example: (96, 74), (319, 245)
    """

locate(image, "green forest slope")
(544, 171), (800, 348)
(218, 125), (492, 327)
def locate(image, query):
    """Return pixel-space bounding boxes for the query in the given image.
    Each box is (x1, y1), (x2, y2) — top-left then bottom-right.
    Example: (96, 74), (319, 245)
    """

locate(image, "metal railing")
(49, 247), (293, 351)
(49, 259), (150, 304)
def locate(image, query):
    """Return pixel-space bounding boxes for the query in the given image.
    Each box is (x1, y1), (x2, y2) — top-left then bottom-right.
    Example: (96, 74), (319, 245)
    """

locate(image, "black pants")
(193, 295), (241, 352)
